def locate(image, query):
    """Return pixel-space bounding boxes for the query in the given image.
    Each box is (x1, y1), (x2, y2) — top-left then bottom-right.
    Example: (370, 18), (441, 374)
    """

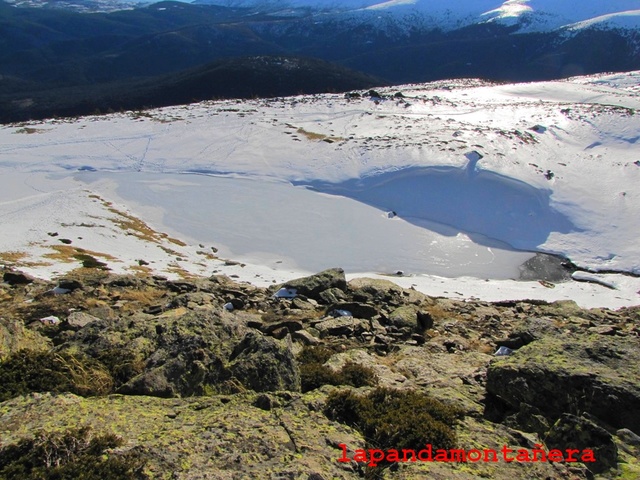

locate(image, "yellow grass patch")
(0, 251), (51, 268)
(0, 251), (28, 264)
(295, 127), (344, 143)
(86, 193), (187, 247)
(118, 287), (166, 304)
(107, 206), (187, 247)
(166, 264), (198, 280)
(44, 246), (119, 269)
(128, 265), (153, 276)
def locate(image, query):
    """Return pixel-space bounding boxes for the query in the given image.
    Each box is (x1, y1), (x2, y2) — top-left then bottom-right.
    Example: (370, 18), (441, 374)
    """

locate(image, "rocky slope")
(0, 266), (639, 479)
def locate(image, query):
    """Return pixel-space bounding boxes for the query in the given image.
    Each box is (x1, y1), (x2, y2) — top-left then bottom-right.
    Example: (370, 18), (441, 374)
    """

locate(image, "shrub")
(0, 427), (147, 480)
(95, 348), (146, 388)
(297, 346), (378, 392)
(325, 387), (463, 455)
(0, 349), (114, 401)
(297, 345), (334, 365)
(339, 361), (378, 388)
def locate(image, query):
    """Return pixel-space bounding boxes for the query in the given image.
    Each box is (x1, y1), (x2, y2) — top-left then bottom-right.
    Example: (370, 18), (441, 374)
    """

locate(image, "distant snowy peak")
(566, 10), (640, 32)
(270, 0), (640, 33)
(479, 2), (640, 33)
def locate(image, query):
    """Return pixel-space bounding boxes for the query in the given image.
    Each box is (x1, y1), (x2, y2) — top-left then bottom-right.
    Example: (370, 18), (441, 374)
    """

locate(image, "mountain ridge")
(2, 0), (639, 123)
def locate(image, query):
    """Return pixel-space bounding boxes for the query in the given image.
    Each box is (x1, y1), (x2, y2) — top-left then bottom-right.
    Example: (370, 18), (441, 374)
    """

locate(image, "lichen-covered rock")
(545, 414), (618, 474)
(4, 268), (640, 478)
(486, 335), (640, 432)
(0, 392), (365, 480)
(228, 331), (300, 392)
(0, 318), (50, 360)
(388, 305), (421, 330)
(66, 308), (305, 396)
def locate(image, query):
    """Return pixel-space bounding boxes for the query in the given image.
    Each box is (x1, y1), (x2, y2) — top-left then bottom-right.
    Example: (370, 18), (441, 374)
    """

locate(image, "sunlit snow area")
(1, 71), (639, 308)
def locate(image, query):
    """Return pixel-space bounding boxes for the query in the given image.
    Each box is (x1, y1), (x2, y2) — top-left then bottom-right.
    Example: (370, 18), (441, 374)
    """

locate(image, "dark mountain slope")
(0, 55), (383, 123)
(1, 1), (639, 122)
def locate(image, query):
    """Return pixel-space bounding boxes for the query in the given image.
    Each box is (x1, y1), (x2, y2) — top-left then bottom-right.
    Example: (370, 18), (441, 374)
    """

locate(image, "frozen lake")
(79, 171), (536, 279)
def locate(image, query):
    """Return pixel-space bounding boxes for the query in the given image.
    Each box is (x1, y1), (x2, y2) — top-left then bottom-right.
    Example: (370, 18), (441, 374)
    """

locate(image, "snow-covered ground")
(1, 71), (639, 308)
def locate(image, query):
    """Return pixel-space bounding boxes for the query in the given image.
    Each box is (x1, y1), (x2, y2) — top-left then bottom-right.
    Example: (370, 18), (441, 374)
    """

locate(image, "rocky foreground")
(0, 267), (639, 479)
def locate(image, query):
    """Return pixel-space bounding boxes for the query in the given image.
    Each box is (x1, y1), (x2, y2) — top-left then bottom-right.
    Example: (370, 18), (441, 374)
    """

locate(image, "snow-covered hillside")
(1, 72), (639, 308)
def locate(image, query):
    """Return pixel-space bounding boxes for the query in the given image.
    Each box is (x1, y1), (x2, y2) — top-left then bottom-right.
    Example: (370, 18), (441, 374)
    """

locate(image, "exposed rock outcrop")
(0, 267), (639, 479)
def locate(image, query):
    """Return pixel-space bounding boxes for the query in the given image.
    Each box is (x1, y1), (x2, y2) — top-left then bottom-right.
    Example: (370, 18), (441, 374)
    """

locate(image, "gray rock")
(388, 305), (421, 330)
(57, 279), (83, 292)
(587, 325), (619, 336)
(348, 277), (429, 307)
(281, 268), (346, 301)
(314, 317), (357, 338)
(292, 330), (320, 346)
(262, 320), (304, 336)
(318, 288), (348, 304)
(65, 311), (101, 329)
(3, 271), (35, 285)
(616, 428), (640, 446)
(291, 298), (316, 310)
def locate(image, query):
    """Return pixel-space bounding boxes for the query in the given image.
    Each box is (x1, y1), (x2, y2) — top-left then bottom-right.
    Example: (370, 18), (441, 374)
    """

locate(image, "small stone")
(292, 329), (320, 346)
(588, 325), (618, 336)
(617, 428), (640, 446)
(39, 315), (61, 325)
(66, 311), (100, 329)
(314, 317), (357, 338)
(57, 279), (83, 292)
(253, 394), (276, 411)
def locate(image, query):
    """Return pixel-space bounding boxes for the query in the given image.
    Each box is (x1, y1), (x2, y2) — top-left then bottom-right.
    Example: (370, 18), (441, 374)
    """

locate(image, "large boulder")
(227, 332), (300, 392)
(72, 309), (303, 396)
(545, 414), (618, 474)
(486, 335), (640, 432)
(280, 268), (347, 301)
(348, 277), (429, 308)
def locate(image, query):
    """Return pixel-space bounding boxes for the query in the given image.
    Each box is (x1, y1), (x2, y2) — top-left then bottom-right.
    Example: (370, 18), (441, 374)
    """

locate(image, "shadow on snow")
(297, 164), (580, 252)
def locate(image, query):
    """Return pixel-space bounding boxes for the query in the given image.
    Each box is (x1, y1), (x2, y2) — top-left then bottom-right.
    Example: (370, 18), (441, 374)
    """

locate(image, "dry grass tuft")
(87, 193), (188, 247)
(13, 127), (48, 134)
(167, 264), (198, 280)
(128, 265), (153, 276)
(107, 205), (187, 246)
(118, 287), (166, 305)
(0, 251), (28, 264)
(44, 245), (117, 262)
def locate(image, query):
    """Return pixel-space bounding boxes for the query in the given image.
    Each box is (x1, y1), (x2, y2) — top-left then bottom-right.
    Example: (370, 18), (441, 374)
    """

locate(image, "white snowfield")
(1, 71), (639, 308)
